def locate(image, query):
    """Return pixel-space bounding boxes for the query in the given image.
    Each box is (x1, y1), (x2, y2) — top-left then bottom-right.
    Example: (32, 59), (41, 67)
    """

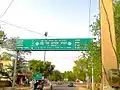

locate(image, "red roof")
(16, 73), (32, 76)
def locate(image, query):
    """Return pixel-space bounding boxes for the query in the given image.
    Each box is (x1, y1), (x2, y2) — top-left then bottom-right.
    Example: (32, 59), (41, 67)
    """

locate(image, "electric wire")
(0, 20), (52, 37)
(0, 0), (52, 37)
(0, 0), (15, 19)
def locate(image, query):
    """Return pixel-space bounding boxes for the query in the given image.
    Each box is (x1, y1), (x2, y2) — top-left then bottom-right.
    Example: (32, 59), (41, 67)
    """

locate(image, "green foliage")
(63, 71), (75, 81)
(1, 37), (31, 55)
(73, 43), (102, 82)
(1, 55), (10, 60)
(114, 1), (120, 63)
(0, 31), (5, 44)
(73, 58), (88, 81)
(28, 59), (55, 78)
(90, 16), (100, 38)
(75, 0), (120, 83)
(89, 1), (120, 82)
(1, 37), (16, 50)
(0, 37), (31, 77)
(49, 70), (63, 81)
(1, 52), (14, 60)
(0, 71), (9, 77)
(5, 63), (14, 77)
(0, 31), (4, 38)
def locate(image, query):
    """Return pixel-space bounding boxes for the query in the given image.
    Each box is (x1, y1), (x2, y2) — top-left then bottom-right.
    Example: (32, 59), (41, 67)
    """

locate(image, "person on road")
(34, 80), (39, 90)
(30, 80), (34, 90)
(50, 81), (53, 90)
(37, 80), (43, 90)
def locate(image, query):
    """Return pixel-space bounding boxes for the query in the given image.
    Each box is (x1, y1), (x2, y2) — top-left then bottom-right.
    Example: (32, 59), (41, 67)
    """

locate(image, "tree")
(74, 0), (120, 83)
(28, 60), (55, 78)
(49, 70), (63, 81)
(63, 71), (75, 81)
(1, 37), (31, 75)
(90, 0), (120, 63)
(1, 52), (14, 60)
(87, 43), (102, 82)
(0, 30), (6, 44)
(114, 1), (120, 63)
(73, 58), (89, 81)
(89, 0), (120, 82)
(5, 63), (14, 77)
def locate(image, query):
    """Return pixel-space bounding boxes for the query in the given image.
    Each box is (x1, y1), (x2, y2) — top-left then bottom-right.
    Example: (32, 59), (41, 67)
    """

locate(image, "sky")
(0, 0), (99, 72)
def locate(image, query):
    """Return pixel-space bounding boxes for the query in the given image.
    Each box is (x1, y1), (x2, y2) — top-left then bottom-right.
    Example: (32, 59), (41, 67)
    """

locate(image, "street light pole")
(86, 69), (89, 89)
(44, 32), (48, 62)
(12, 50), (19, 87)
(92, 60), (94, 90)
(44, 51), (46, 62)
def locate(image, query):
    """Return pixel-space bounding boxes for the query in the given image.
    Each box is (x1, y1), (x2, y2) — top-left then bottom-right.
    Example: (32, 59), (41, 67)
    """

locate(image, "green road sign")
(33, 73), (42, 80)
(16, 38), (93, 51)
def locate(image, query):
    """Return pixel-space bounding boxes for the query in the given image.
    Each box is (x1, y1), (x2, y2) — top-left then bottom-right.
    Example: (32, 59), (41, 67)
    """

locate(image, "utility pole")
(12, 50), (19, 87)
(86, 69), (89, 90)
(100, 0), (117, 90)
(44, 32), (48, 62)
(92, 61), (94, 90)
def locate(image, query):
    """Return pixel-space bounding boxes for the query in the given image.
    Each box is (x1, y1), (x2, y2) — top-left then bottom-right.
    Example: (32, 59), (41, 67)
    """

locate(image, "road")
(0, 84), (86, 90)
(45, 84), (86, 90)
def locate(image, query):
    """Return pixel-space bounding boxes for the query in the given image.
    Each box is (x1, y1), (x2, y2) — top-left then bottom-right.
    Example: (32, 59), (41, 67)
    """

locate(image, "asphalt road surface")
(50, 84), (86, 90)
(0, 84), (86, 90)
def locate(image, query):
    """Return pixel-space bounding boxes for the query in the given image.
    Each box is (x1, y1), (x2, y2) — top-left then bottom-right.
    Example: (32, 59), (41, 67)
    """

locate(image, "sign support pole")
(92, 61), (94, 90)
(12, 50), (19, 87)
(44, 51), (46, 62)
(43, 32), (48, 62)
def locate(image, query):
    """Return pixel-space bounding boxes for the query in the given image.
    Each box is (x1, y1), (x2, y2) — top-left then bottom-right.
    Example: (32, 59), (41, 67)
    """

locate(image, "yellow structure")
(100, 0), (117, 89)
(0, 60), (13, 71)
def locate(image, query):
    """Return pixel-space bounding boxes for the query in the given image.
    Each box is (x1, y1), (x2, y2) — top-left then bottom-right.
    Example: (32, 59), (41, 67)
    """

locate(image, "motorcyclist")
(34, 80), (39, 90)
(37, 80), (44, 90)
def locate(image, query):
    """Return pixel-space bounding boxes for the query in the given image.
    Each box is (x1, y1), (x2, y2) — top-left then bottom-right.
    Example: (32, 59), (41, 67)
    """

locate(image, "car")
(68, 82), (74, 87)
(58, 82), (62, 85)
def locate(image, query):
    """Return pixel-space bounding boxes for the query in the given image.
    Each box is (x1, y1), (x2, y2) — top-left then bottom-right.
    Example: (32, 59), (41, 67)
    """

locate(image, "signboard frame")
(33, 73), (43, 80)
(16, 38), (93, 51)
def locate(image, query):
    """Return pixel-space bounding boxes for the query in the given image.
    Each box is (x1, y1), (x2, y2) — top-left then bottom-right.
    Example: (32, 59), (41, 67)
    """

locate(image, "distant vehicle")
(58, 82), (62, 85)
(68, 82), (74, 87)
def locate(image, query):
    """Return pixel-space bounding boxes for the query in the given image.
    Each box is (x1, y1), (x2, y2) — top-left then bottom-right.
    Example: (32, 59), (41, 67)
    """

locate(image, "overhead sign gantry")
(16, 38), (93, 51)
